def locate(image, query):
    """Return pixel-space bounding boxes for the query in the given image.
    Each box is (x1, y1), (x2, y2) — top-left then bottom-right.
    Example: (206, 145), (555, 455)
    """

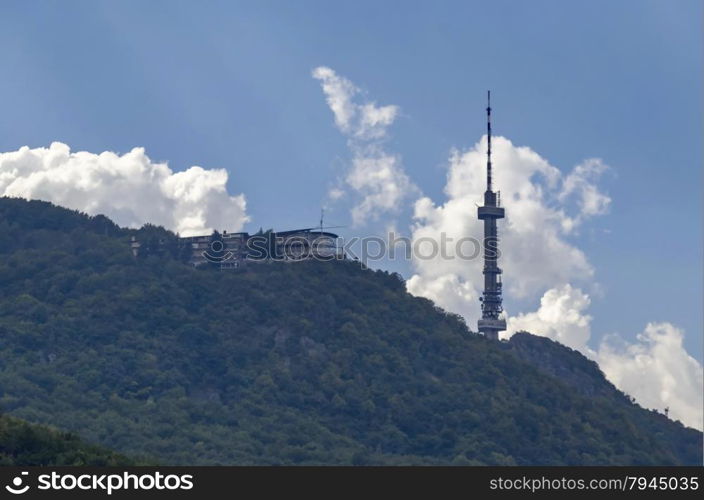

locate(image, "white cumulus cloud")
(559, 158), (611, 219)
(598, 322), (703, 430)
(507, 284), (593, 351)
(312, 66), (399, 141)
(0, 142), (249, 236)
(312, 66), (416, 226)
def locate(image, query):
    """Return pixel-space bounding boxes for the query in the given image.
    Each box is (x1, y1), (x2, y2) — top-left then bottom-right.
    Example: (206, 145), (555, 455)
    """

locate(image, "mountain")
(0, 412), (135, 465)
(0, 197), (701, 465)
(506, 332), (630, 401)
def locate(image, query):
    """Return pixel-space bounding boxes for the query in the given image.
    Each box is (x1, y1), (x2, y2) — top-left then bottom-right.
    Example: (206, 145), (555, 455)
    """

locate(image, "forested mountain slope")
(0, 197), (700, 465)
(0, 412), (135, 465)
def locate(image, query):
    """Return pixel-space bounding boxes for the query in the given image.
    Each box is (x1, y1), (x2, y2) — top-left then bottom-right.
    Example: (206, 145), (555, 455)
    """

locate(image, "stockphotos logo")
(5, 472), (30, 494)
(3, 471), (194, 496)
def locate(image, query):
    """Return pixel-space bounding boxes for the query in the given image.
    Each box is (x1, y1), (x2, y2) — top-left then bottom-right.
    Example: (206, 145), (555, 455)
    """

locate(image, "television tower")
(477, 91), (506, 340)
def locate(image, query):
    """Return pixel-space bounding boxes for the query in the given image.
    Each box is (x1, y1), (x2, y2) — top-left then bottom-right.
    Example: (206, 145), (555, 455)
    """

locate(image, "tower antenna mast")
(487, 90), (492, 192)
(477, 90), (506, 340)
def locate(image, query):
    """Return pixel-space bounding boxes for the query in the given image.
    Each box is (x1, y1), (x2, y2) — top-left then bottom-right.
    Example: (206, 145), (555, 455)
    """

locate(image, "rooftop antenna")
(486, 90), (492, 193)
(307, 207), (345, 233)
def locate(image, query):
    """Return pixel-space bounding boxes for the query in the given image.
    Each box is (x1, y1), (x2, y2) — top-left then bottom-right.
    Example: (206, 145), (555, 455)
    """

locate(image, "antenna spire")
(486, 90), (492, 192)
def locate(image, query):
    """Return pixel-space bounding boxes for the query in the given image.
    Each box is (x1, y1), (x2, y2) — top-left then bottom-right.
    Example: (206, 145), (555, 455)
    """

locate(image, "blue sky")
(0, 0), (701, 372)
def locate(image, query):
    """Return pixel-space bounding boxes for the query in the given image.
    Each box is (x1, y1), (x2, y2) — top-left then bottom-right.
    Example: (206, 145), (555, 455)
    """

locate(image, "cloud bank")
(312, 66), (416, 226)
(0, 142), (249, 236)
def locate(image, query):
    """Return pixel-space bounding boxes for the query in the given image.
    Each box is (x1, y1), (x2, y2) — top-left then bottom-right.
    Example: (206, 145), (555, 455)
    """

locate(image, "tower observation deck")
(477, 91), (506, 340)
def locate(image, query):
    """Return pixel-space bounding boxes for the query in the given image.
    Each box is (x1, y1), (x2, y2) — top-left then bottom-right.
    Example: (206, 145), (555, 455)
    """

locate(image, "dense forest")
(0, 197), (701, 465)
(0, 412), (135, 465)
